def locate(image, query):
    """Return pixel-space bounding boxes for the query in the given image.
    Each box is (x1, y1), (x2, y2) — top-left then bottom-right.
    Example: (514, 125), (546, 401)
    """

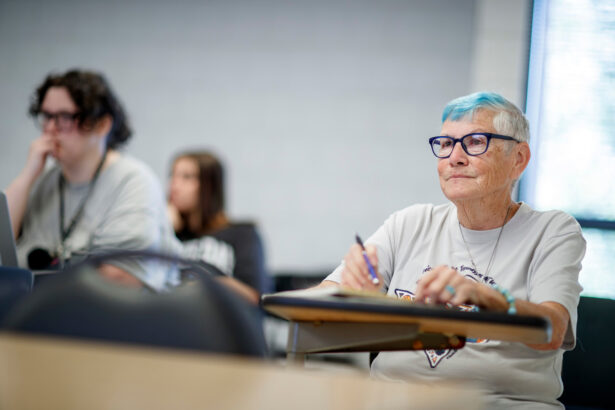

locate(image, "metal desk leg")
(286, 322), (306, 364)
(286, 351), (306, 365)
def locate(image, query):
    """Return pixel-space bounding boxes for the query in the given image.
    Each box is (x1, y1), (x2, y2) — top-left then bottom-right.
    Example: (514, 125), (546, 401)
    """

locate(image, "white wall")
(471, 0), (532, 107)
(0, 0), (529, 273)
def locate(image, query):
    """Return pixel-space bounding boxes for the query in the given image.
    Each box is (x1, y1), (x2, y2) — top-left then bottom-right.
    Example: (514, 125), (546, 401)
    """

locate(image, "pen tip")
(355, 233), (364, 247)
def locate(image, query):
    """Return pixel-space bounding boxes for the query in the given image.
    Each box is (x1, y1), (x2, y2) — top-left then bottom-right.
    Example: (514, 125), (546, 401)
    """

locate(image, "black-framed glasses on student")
(35, 111), (80, 132)
(428, 133), (519, 158)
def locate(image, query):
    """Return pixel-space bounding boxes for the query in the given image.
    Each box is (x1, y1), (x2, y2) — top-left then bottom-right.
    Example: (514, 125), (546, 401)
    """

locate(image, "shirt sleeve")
(528, 213), (586, 350)
(90, 167), (166, 253)
(87, 164), (177, 291)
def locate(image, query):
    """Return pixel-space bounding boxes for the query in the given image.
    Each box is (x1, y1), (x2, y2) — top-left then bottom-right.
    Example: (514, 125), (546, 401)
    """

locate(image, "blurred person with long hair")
(168, 150), (271, 303)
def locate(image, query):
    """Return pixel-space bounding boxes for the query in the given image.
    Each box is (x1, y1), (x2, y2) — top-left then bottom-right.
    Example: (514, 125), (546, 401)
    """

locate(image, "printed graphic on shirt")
(425, 348), (458, 368)
(393, 288), (459, 368)
(394, 264), (489, 369)
(394, 288), (414, 301)
(181, 236), (236, 276)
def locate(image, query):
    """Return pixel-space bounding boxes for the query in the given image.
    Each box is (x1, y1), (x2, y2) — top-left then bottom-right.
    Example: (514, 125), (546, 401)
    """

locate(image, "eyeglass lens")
(36, 112), (78, 131)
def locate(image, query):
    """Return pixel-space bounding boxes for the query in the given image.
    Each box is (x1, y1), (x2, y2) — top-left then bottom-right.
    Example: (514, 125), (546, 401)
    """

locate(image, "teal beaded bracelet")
(491, 284), (517, 314)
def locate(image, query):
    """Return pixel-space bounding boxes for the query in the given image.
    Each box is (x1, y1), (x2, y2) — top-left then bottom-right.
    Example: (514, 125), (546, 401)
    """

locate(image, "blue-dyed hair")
(442, 92), (530, 143)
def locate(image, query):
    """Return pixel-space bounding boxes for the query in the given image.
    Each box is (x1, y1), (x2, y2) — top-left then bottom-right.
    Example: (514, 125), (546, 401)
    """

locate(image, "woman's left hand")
(415, 265), (571, 350)
(414, 265), (508, 311)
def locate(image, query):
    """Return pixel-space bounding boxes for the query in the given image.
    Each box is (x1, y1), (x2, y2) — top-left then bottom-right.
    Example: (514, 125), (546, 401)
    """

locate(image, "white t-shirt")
(325, 202), (586, 409)
(17, 154), (180, 291)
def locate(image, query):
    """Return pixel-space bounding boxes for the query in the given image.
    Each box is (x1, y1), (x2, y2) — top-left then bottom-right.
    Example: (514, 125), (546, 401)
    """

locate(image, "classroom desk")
(0, 332), (484, 410)
(262, 292), (551, 362)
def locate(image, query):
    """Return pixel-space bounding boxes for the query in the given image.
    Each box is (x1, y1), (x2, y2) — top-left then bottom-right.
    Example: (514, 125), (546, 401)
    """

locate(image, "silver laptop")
(0, 191), (19, 267)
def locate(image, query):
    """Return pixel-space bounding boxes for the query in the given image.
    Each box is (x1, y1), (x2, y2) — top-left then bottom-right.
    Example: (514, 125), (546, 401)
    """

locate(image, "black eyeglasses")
(428, 133), (519, 158)
(35, 111), (80, 132)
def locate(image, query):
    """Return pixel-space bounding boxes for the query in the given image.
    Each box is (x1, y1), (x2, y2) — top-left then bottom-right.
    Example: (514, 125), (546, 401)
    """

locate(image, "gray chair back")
(0, 266), (33, 325)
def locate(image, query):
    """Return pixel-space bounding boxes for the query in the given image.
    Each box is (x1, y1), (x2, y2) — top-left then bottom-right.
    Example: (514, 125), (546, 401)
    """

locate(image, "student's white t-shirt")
(17, 154), (180, 291)
(326, 202), (586, 409)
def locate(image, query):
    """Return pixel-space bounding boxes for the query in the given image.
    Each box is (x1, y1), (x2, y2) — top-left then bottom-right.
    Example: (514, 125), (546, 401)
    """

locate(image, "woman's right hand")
(340, 243), (382, 291)
(21, 134), (54, 183)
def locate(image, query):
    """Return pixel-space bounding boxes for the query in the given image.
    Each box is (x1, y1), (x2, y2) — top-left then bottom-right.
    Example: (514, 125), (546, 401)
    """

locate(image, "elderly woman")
(320, 92), (585, 409)
(5, 69), (178, 291)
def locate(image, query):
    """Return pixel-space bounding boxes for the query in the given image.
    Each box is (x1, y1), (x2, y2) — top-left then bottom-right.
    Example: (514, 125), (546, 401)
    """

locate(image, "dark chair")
(0, 266), (33, 325)
(559, 296), (615, 410)
(2, 251), (267, 358)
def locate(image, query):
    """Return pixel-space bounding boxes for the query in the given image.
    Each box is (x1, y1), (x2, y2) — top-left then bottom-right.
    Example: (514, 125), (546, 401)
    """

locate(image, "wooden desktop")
(0, 332), (484, 410)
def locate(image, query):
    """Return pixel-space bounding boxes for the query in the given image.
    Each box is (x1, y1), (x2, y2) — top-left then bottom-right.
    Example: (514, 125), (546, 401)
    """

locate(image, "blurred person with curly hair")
(5, 69), (178, 291)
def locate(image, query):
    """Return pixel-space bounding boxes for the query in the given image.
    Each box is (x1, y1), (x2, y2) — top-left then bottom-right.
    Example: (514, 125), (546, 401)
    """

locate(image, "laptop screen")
(0, 191), (19, 267)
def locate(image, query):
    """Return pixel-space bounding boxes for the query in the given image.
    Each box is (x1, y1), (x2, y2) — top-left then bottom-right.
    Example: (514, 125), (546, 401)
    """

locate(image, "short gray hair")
(442, 91), (530, 143)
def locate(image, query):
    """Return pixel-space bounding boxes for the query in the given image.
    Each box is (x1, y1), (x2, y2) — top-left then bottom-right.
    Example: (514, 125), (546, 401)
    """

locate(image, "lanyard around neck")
(58, 150), (108, 244)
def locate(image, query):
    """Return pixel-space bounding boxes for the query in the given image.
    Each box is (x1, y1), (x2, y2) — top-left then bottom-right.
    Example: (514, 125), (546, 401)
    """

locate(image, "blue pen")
(355, 234), (379, 285)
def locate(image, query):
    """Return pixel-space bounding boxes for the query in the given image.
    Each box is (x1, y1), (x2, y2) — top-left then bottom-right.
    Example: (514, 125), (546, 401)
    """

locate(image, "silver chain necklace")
(458, 204), (512, 277)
